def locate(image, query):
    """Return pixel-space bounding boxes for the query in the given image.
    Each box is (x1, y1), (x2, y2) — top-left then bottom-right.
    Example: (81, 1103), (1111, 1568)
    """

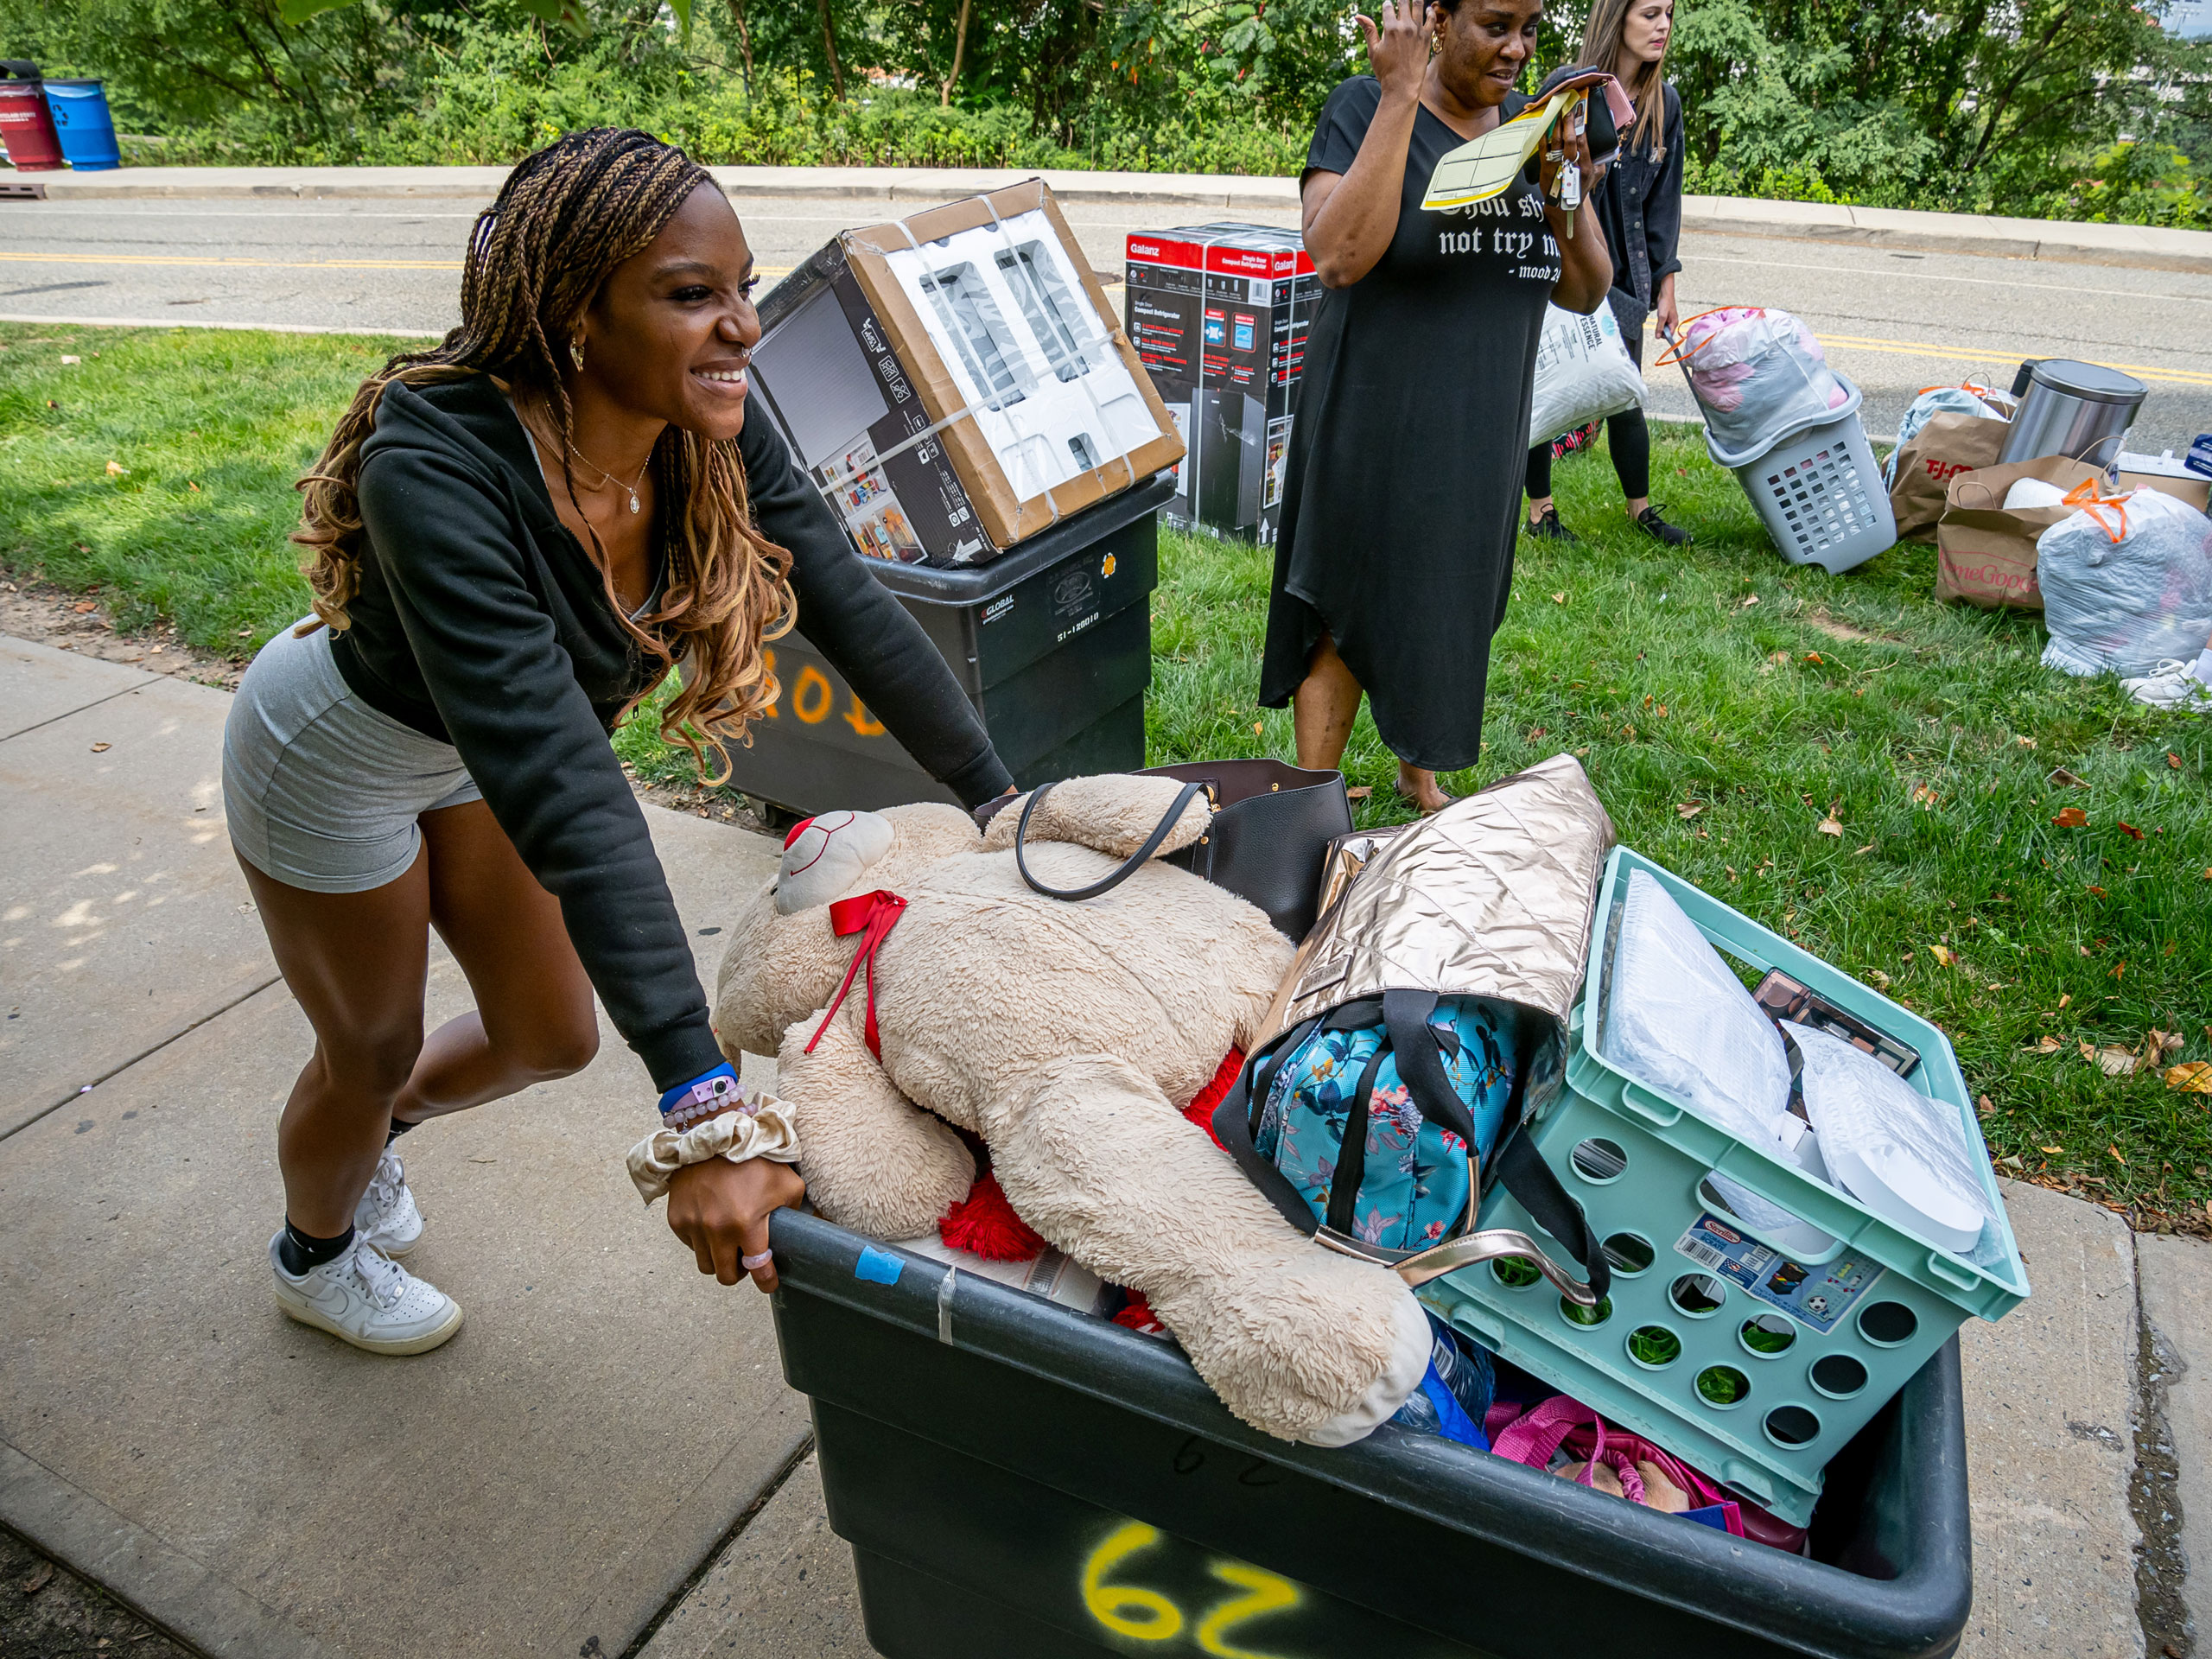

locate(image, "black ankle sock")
(385, 1116), (418, 1145)
(278, 1219), (354, 1276)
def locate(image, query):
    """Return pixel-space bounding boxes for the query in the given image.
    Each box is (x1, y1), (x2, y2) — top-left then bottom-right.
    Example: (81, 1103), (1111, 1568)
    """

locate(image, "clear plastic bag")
(1667, 307), (1847, 462)
(1786, 1021), (1993, 1256)
(1530, 302), (1647, 447)
(1601, 870), (1809, 1237)
(2037, 486), (2212, 679)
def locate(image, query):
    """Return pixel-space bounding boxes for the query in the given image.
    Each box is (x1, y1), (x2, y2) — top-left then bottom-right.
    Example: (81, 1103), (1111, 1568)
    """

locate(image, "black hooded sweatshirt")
(336, 374), (1012, 1092)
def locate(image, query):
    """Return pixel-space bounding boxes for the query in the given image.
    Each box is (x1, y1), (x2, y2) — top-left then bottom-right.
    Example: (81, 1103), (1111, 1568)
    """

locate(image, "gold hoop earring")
(569, 337), (586, 372)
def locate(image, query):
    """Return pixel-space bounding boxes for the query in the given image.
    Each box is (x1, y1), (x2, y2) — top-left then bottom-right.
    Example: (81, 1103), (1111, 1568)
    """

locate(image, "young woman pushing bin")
(224, 129), (1014, 1355)
(1261, 0), (1612, 815)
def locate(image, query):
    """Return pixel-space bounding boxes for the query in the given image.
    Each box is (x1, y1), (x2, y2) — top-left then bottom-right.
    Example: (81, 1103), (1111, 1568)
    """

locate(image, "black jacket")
(1596, 82), (1685, 336)
(335, 374), (1012, 1090)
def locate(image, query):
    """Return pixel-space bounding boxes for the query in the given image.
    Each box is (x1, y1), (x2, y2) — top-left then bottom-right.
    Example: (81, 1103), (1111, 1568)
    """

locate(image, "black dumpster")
(721, 474), (1173, 817)
(768, 1207), (1973, 1659)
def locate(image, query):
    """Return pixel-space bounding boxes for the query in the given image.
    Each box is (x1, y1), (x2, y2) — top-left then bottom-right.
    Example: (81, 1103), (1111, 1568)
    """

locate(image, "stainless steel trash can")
(1999, 359), (2145, 467)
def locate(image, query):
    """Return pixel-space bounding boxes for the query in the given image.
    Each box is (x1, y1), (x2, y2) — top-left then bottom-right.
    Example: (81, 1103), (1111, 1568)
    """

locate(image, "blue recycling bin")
(44, 79), (120, 170)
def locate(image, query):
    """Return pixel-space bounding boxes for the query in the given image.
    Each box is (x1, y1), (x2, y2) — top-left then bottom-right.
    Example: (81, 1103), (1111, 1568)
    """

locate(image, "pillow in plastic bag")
(1602, 870), (1808, 1236)
(1786, 1020), (1993, 1255)
(1675, 307), (1847, 461)
(2037, 486), (2212, 680)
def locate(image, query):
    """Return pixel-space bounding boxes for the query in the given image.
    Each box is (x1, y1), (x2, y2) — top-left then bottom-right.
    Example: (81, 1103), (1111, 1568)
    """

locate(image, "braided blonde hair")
(293, 127), (795, 779)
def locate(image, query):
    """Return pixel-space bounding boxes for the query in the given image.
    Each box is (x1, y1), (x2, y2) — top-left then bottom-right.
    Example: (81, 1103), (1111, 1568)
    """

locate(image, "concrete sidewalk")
(1, 628), (2205, 1659)
(0, 634), (804, 1658)
(8, 161), (2209, 274)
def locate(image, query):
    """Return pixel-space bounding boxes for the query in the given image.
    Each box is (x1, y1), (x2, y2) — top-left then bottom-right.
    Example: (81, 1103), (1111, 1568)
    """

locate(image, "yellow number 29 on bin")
(1077, 1521), (1302, 1656)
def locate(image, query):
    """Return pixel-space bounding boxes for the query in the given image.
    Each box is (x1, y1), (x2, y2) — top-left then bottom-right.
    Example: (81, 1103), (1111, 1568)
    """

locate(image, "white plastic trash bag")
(1530, 302), (1646, 446)
(2037, 486), (2212, 679)
(1602, 870), (1827, 1246)
(1668, 306), (1847, 464)
(1787, 1021), (1993, 1256)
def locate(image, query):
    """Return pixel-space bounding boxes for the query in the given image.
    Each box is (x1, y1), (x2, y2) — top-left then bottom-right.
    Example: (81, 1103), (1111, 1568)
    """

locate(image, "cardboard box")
(747, 180), (1184, 568)
(1124, 223), (1319, 545)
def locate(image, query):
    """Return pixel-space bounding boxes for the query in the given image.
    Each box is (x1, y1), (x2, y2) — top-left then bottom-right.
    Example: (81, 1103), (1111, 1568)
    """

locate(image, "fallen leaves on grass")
(1867, 969), (1892, 989)
(73, 600), (96, 613)
(2059, 993), (2072, 1008)
(2039, 1144), (2064, 1154)
(1911, 783), (1939, 809)
(1251, 721), (1262, 737)
(105, 460), (127, 477)
(1739, 594), (1760, 608)
(2088, 885), (2108, 897)
(2119, 821), (2145, 840)
(2048, 766), (2088, 788)
(2111, 1144), (2127, 1164)
(2031, 1034), (2063, 1053)
(1344, 785), (1371, 799)
(1977, 1095), (1994, 1117)
(2079, 1044), (2132, 1084)
(1551, 592), (1567, 605)
(1676, 801), (1704, 820)
(2168, 1062), (2212, 1094)
(2052, 806), (2088, 829)
(1928, 944), (1955, 967)
(2170, 753), (2183, 770)
(2016, 734), (2037, 747)
(21, 1560), (53, 1595)
(1816, 816), (1842, 836)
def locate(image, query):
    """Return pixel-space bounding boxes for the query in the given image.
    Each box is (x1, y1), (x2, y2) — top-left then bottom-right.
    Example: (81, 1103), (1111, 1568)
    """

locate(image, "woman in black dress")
(1260, 0), (1611, 814)
(1523, 0), (1691, 546)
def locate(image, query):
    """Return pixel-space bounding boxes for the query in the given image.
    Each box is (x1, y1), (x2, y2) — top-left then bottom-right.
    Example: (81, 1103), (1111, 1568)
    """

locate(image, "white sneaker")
(270, 1233), (463, 1356)
(355, 1145), (423, 1256)
(2120, 659), (2212, 711)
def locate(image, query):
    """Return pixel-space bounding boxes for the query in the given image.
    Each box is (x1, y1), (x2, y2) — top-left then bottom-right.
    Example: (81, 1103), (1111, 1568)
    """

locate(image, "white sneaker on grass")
(2120, 659), (2212, 711)
(270, 1233), (463, 1356)
(354, 1145), (423, 1256)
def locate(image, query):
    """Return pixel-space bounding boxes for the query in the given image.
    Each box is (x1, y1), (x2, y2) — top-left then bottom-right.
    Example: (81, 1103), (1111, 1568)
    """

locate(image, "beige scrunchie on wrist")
(626, 1091), (802, 1204)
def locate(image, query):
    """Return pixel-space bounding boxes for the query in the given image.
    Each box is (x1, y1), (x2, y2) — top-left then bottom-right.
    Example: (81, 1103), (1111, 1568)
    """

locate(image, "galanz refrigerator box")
(1123, 222), (1319, 545)
(748, 179), (1185, 568)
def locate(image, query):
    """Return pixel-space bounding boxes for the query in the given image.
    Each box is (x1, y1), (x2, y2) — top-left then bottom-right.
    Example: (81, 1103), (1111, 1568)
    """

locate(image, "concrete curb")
(0, 1440), (352, 1659)
(10, 162), (2209, 274)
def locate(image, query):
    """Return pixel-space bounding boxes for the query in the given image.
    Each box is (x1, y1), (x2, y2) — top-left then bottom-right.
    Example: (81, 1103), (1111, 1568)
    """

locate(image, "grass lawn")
(6, 320), (2210, 1225)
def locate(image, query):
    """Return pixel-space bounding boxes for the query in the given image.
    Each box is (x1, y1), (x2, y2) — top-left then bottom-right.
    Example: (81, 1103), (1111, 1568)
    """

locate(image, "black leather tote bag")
(1013, 759), (1352, 941)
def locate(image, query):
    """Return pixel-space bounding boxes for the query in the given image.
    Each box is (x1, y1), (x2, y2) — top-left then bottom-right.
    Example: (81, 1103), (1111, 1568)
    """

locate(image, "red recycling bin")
(1, 61), (66, 171)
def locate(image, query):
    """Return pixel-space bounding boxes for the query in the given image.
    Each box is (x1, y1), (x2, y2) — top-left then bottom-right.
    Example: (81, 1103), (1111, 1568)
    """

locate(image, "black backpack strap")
(1014, 779), (1210, 903)
(1381, 989), (1481, 1147)
(1496, 1131), (1611, 1303)
(1323, 1040), (1393, 1236)
(1211, 1025), (1329, 1237)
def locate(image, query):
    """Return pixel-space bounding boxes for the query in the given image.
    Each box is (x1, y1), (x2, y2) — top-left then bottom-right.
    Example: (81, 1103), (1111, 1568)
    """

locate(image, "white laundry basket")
(1704, 372), (1896, 575)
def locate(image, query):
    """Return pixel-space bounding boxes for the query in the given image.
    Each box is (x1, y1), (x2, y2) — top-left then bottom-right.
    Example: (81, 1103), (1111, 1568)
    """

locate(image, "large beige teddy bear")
(711, 774), (1432, 1445)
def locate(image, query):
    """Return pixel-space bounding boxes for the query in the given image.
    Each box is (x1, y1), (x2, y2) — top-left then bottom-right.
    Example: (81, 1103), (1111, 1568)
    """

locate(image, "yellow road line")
(1811, 331), (2212, 389)
(1649, 315), (2212, 389)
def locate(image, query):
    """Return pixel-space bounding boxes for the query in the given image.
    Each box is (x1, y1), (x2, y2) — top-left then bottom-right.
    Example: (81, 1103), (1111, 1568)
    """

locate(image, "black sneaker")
(1634, 505), (1694, 546)
(1525, 505), (1580, 543)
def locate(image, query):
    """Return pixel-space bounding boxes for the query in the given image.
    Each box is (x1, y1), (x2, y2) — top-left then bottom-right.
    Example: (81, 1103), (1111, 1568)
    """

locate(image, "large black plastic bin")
(721, 474), (1174, 817)
(768, 1207), (1973, 1659)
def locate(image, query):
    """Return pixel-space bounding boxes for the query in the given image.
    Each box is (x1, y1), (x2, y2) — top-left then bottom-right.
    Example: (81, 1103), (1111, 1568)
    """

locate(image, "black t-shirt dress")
(1260, 76), (1561, 773)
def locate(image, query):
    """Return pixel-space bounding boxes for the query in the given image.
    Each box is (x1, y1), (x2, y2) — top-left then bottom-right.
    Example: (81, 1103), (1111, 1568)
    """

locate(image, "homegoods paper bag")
(1891, 412), (2010, 544)
(1936, 454), (2103, 610)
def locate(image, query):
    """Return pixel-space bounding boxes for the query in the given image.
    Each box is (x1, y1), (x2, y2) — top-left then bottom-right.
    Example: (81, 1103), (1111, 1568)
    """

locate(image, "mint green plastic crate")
(1420, 848), (2029, 1528)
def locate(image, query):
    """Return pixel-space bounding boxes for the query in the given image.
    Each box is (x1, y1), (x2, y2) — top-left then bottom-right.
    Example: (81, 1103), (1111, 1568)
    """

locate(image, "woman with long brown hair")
(1522, 0), (1692, 546)
(223, 128), (1013, 1354)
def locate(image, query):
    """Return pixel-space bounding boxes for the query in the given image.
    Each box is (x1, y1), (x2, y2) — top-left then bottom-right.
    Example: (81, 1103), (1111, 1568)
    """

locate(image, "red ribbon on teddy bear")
(805, 889), (907, 1062)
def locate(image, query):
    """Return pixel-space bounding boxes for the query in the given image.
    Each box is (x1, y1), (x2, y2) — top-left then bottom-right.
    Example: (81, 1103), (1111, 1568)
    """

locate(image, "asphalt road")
(3, 193), (2209, 454)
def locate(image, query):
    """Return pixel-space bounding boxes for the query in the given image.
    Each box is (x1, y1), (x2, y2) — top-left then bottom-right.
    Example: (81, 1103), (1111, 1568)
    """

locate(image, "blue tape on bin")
(855, 1245), (906, 1286)
(2187, 434), (2212, 480)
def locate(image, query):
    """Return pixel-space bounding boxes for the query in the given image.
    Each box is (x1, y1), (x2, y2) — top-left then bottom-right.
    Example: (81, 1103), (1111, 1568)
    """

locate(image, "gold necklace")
(564, 439), (652, 515)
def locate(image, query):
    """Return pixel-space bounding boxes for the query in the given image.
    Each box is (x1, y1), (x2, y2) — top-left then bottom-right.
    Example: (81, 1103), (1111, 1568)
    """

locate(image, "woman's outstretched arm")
(1301, 1), (1433, 289)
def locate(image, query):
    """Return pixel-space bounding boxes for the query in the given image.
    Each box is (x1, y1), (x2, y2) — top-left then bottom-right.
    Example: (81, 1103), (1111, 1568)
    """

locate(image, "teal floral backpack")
(1254, 997), (1516, 1253)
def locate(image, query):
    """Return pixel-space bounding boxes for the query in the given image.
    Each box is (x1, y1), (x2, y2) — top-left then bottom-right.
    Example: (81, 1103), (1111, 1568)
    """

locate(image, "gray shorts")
(223, 620), (483, 893)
